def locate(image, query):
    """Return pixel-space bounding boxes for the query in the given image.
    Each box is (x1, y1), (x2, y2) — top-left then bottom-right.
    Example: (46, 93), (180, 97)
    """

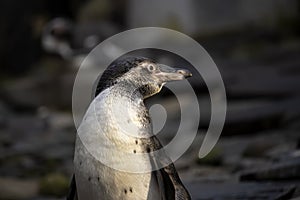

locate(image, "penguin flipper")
(66, 174), (78, 200)
(147, 136), (191, 200)
(162, 163), (191, 200)
(154, 168), (175, 200)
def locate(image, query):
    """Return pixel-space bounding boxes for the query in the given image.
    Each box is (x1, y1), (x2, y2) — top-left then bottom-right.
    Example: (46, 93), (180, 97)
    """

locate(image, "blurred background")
(0, 0), (300, 199)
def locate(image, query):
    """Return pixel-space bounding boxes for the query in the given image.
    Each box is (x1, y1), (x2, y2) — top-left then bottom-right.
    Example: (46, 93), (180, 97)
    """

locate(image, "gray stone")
(240, 158), (300, 181)
(0, 177), (39, 200)
(186, 182), (295, 200)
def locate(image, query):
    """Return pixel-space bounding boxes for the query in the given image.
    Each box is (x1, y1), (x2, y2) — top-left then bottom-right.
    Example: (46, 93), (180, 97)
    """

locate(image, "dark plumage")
(95, 57), (153, 96)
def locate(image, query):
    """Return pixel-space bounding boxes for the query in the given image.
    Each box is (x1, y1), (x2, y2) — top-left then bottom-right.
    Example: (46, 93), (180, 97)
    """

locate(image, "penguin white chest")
(74, 88), (159, 200)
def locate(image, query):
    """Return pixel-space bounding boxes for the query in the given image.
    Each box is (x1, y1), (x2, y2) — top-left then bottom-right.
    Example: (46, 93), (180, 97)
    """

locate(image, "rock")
(265, 144), (298, 161)
(1, 69), (75, 111)
(242, 140), (276, 158)
(237, 158), (271, 172)
(39, 173), (69, 197)
(222, 56), (300, 99)
(0, 177), (39, 200)
(219, 97), (300, 135)
(240, 158), (300, 181)
(186, 182), (296, 200)
(48, 111), (73, 131)
(1, 78), (43, 109)
(189, 166), (231, 182)
(43, 145), (73, 160)
(227, 75), (300, 99)
(223, 100), (284, 135)
(0, 100), (11, 128)
(7, 115), (47, 135)
(196, 147), (223, 166)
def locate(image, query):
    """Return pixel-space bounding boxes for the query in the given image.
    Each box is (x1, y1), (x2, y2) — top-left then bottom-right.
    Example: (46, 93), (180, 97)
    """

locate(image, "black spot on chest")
(124, 187), (133, 195)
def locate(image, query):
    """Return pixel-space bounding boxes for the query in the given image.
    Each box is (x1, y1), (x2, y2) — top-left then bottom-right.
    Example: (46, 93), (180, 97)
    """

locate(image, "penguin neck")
(103, 82), (152, 138)
(112, 81), (144, 101)
(113, 79), (162, 99)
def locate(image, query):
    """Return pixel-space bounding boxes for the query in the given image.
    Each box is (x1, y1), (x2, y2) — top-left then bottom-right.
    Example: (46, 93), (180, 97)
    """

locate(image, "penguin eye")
(147, 65), (155, 71)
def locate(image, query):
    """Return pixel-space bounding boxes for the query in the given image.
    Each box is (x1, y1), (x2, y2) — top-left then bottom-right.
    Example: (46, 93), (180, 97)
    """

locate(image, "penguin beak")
(157, 64), (192, 82)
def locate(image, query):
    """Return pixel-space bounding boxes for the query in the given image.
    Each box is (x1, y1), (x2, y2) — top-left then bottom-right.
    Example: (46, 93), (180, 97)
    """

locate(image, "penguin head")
(95, 57), (192, 98)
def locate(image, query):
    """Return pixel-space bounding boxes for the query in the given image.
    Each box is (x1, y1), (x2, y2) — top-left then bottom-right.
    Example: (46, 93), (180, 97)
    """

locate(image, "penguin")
(68, 57), (192, 200)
